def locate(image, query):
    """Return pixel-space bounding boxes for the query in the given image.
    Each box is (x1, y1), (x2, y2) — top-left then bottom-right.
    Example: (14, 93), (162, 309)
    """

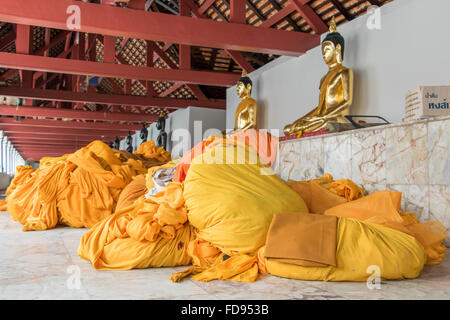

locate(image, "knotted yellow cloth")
(135, 140), (171, 163)
(6, 165), (34, 197)
(324, 190), (447, 265)
(310, 173), (365, 201)
(6, 140), (170, 231)
(0, 200), (7, 211)
(78, 181), (193, 269)
(287, 180), (347, 214)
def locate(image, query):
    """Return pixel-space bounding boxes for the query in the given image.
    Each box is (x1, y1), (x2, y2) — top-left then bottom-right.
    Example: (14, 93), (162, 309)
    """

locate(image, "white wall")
(188, 107), (226, 147)
(226, 0), (450, 135)
(166, 108), (190, 158)
(167, 107), (226, 158)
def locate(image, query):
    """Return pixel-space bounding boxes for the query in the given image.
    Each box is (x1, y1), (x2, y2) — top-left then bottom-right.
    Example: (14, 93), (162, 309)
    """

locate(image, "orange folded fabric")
(264, 213), (337, 268)
(115, 175), (147, 211)
(287, 180), (347, 214)
(324, 191), (447, 265)
(324, 190), (403, 222)
(0, 199), (7, 211)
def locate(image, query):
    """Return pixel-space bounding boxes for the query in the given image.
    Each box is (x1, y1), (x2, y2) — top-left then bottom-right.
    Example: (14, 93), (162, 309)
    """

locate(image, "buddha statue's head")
(322, 17), (345, 67)
(236, 70), (252, 99)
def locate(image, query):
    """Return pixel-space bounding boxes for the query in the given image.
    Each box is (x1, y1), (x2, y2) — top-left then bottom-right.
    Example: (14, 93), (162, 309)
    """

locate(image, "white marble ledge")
(279, 115), (450, 145)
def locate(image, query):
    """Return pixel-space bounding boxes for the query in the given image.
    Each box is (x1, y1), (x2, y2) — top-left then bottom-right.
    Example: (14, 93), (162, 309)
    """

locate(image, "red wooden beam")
(0, 52), (239, 87)
(0, 87), (226, 109)
(198, 0), (216, 15)
(0, 0), (319, 56)
(103, 36), (116, 63)
(142, 41), (208, 100)
(0, 117), (142, 131)
(0, 30), (15, 51)
(12, 141), (89, 147)
(17, 147), (78, 152)
(159, 82), (184, 98)
(179, 0), (191, 70)
(7, 134), (122, 143)
(33, 45), (76, 81)
(6, 133), (124, 142)
(2, 31), (73, 85)
(0, 105), (157, 123)
(289, 0), (328, 34)
(15, 24), (33, 90)
(230, 0), (247, 24)
(16, 145), (79, 150)
(259, 4), (296, 28)
(0, 125), (123, 137)
(183, 0), (254, 73)
(224, 49), (254, 73)
(35, 30), (71, 56)
(0, 69), (17, 81)
(146, 40), (155, 97)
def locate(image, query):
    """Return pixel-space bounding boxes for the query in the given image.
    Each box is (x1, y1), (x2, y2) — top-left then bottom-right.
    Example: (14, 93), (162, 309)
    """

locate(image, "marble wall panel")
(387, 184), (430, 222)
(351, 129), (386, 185)
(429, 185), (450, 247)
(323, 134), (352, 181)
(428, 120), (450, 185)
(386, 122), (428, 185)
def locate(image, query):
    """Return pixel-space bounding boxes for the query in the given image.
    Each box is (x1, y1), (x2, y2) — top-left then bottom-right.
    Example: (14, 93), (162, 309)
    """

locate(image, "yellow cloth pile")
(184, 170), (446, 283)
(76, 132), (446, 284)
(6, 165), (35, 197)
(0, 200), (7, 211)
(79, 136), (309, 281)
(135, 140), (171, 163)
(1, 165), (34, 211)
(114, 162), (176, 212)
(115, 175), (147, 212)
(170, 138), (309, 282)
(78, 167), (193, 269)
(5, 140), (169, 231)
(262, 217), (427, 282)
(287, 178), (447, 265)
(310, 173), (365, 201)
(324, 190), (447, 265)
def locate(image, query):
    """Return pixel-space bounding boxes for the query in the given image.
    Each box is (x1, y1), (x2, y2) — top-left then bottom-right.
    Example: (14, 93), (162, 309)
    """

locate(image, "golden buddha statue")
(233, 70), (258, 133)
(284, 17), (354, 137)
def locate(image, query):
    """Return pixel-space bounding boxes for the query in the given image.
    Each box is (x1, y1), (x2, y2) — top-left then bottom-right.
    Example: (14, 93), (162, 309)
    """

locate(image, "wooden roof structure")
(0, 0), (392, 159)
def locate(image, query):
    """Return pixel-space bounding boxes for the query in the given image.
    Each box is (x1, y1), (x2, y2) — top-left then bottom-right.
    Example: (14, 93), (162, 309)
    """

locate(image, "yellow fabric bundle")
(3, 165), (35, 213)
(78, 181), (193, 270)
(5, 165), (34, 197)
(0, 200), (7, 211)
(115, 175), (147, 212)
(5, 140), (170, 231)
(310, 173), (365, 201)
(74, 135), (445, 285)
(135, 140), (171, 162)
(169, 139), (309, 282)
(286, 180), (347, 214)
(7, 157), (69, 230)
(263, 217), (426, 282)
(184, 139), (309, 256)
(324, 191), (447, 265)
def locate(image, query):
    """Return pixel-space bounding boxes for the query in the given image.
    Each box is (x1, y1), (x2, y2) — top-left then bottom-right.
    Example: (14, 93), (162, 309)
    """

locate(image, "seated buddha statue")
(284, 18), (354, 137)
(232, 70), (258, 133)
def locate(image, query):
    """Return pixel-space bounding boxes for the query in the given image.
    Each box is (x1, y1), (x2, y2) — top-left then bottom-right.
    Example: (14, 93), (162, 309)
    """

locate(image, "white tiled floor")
(1, 212), (449, 300)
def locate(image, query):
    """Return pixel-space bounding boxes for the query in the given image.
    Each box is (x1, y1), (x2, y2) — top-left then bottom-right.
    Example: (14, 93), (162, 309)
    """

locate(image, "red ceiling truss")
(0, 0), (393, 160)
